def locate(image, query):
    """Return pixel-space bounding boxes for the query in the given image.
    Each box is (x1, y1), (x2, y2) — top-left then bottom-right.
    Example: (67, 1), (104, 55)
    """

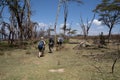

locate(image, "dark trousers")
(49, 45), (53, 53)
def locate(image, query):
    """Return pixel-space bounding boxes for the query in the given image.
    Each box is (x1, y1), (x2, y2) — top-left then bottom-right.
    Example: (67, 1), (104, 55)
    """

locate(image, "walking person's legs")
(38, 51), (42, 57)
(38, 47), (45, 57)
(41, 47), (45, 57)
(49, 45), (52, 53)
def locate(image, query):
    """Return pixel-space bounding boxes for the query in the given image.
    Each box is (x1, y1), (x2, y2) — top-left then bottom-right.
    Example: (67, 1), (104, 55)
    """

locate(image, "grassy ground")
(0, 42), (120, 80)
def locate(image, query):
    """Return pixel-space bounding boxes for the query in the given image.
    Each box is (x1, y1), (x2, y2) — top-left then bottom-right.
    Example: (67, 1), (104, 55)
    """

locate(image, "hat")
(41, 37), (44, 39)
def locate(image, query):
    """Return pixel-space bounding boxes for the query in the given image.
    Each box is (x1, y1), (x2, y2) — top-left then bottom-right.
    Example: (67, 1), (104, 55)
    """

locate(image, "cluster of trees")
(55, 0), (120, 42)
(0, 0), (47, 45)
(0, 0), (120, 45)
(80, 0), (120, 41)
(54, 0), (82, 44)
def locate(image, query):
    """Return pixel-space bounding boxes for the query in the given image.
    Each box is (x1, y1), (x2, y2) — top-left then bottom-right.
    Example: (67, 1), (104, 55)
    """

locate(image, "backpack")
(49, 38), (54, 46)
(58, 38), (62, 43)
(38, 40), (44, 49)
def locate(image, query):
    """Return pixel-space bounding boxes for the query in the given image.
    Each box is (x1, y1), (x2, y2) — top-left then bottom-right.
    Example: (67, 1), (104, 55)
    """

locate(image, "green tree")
(94, 0), (120, 42)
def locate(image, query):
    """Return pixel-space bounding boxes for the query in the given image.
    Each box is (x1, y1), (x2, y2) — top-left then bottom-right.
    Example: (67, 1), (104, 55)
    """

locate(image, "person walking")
(38, 37), (46, 57)
(57, 36), (63, 47)
(48, 37), (54, 53)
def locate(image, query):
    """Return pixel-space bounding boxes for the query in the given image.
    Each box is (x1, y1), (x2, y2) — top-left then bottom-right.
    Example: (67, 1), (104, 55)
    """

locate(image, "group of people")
(37, 36), (63, 57)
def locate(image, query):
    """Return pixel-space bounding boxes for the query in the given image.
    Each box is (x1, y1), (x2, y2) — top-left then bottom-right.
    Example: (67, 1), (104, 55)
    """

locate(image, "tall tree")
(6, 0), (26, 42)
(63, 0), (68, 38)
(94, 0), (120, 42)
(1, 0), (33, 43)
(0, 0), (6, 23)
(54, 0), (82, 45)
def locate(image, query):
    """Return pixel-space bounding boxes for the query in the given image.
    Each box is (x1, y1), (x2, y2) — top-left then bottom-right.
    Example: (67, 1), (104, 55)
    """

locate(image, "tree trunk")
(16, 15), (23, 43)
(111, 58), (117, 73)
(108, 27), (112, 43)
(8, 31), (11, 45)
(54, 25), (57, 46)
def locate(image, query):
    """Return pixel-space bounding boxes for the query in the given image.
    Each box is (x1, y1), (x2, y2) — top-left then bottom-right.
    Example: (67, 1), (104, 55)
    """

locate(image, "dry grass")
(0, 41), (120, 80)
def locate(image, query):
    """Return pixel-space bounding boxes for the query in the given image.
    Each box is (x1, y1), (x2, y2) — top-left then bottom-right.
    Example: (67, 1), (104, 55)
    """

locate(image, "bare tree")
(25, 0), (33, 40)
(63, 0), (68, 38)
(0, 22), (8, 40)
(0, 21), (16, 45)
(54, 0), (62, 45)
(0, 0), (6, 23)
(54, 0), (82, 45)
(80, 14), (95, 40)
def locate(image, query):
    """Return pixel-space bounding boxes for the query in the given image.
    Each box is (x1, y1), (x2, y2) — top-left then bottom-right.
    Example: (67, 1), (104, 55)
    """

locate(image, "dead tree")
(26, 0), (33, 40)
(54, 0), (62, 46)
(63, 0), (68, 39)
(80, 14), (95, 40)
(0, 0), (6, 23)
(54, 0), (82, 45)
(0, 21), (9, 40)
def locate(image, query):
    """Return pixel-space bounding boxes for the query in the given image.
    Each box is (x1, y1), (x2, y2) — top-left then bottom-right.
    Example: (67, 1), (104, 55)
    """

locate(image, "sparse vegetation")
(0, 38), (120, 80)
(0, 0), (120, 80)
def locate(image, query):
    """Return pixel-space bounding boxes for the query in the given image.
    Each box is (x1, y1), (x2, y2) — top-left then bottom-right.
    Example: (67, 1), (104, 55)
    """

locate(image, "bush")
(63, 39), (69, 43)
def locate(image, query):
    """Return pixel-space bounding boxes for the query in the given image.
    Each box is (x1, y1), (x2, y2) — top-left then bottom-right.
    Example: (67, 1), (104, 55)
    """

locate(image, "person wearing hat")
(38, 37), (46, 57)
